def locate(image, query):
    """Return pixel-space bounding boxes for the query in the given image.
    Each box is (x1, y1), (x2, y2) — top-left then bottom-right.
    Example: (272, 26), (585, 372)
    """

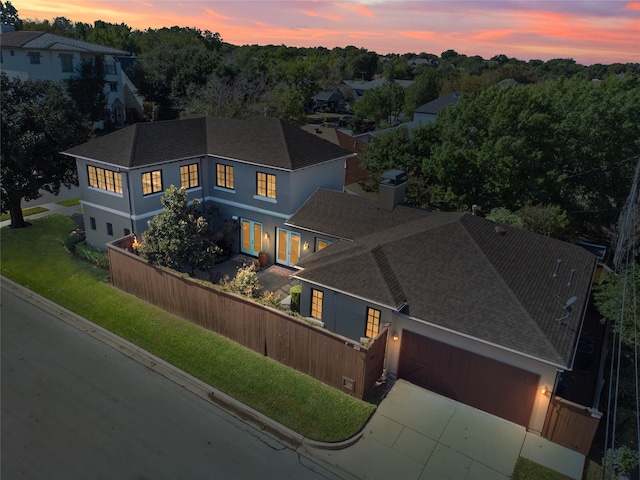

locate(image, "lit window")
(180, 163), (199, 189)
(257, 172), (276, 199)
(311, 289), (323, 320)
(216, 164), (234, 189)
(316, 239), (329, 251)
(87, 165), (123, 194)
(142, 170), (163, 195)
(28, 52), (41, 64)
(365, 307), (381, 338)
(60, 54), (73, 72)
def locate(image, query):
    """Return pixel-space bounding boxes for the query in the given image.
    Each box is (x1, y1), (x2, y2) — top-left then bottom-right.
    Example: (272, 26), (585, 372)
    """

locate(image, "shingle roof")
(414, 91), (461, 115)
(63, 116), (353, 169)
(292, 189), (597, 367)
(0, 31), (129, 55)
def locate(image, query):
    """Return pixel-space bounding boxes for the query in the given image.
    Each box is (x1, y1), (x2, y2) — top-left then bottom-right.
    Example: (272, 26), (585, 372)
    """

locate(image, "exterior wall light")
(392, 333), (399, 341)
(303, 242), (309, 250)
(541, 385), (551, 397)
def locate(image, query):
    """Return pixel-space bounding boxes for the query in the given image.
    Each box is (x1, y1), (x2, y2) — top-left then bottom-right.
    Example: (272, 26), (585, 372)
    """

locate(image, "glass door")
(241, 219), (262, 255)
(276, 228), (300, 266)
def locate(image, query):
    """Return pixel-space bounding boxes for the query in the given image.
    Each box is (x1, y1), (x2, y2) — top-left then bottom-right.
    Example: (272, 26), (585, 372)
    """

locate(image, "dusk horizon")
(12, 0), (640, 66)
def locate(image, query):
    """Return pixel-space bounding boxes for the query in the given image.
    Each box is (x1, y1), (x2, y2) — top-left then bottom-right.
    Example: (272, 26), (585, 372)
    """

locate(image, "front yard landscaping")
(0, 214), (375, 442)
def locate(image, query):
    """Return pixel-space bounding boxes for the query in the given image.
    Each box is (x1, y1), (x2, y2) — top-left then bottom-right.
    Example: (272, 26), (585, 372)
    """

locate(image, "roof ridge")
(372, 245), (406, 307)
(458, 214), (565, 363)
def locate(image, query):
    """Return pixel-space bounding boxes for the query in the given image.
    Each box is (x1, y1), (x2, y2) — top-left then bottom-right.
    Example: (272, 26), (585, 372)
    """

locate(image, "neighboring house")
(62, 116), (354, 265)
(286, 178), (598, 434)
(311, 86), (351, 113)
(342, 77), (414, 102)
(412, 91), (461, 125)
(0, 28), (141, 127)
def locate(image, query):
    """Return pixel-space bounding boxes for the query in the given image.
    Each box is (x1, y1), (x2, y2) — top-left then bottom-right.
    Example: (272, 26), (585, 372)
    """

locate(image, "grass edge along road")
(0, 214), (374, 442)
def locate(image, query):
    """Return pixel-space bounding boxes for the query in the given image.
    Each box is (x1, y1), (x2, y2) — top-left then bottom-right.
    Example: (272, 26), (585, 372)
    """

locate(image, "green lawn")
(55, 197), (81, 207)
(511, 457), (571, 480)
(0, 206), (49, 222)
(0, 214), (375, 442)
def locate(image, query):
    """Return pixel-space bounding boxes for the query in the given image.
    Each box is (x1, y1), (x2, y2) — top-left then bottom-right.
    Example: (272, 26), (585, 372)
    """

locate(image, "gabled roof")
(291, 189), (597, 367)
(63, 116), (354, 170)
(0, 31), (129, 55)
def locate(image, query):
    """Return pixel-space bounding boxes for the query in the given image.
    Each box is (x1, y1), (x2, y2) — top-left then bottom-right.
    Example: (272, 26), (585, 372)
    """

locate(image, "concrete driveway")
(302, 380), (585, 480)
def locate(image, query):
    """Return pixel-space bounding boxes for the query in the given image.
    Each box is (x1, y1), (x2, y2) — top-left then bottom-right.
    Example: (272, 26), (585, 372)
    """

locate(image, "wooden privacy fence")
(107, 236), (387, 399)
(542, 396), (602, 455)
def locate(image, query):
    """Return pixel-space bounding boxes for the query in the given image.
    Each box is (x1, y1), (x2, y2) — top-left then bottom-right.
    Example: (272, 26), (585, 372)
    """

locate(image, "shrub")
(260, 291), (281, 309)
(222, 264), (262, 297)
(75, 241), (110, 269)
(64, 230), (86, 252)
(603, 445), (639, 478)
(290, 284), (301, 313)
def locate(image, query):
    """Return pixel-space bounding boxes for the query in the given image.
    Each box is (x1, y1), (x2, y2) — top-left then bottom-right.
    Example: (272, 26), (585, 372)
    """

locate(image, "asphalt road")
(1, 286), (340, 480)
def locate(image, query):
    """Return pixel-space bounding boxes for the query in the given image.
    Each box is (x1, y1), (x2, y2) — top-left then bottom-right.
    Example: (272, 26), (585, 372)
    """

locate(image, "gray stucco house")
(62, 116), (354, 264)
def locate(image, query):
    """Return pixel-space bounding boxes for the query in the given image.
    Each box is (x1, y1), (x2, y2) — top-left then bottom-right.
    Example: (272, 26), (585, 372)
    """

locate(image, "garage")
(398, 330), (540, 427)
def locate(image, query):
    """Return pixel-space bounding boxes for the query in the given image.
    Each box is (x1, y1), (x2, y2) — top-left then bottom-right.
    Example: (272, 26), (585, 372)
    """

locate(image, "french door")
(276, 228), (300, 266)
(241, 219), (262, 255)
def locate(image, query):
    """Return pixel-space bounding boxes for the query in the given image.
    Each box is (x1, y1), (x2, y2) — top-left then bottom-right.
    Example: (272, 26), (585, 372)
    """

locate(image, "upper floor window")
(87, 165), (123, 194)
(104, 63), (116, 75)
(180, 163), (199, 189)
(59, 54), (73, 72)
(142, 170), (163, 195)
(28, 52), (41, 64)
(311, 289), (324, 320)
(109, 82), (118, 92)
(216, 164), (234, 189)
(365, 307), (381, 338)
(257, 172), (276, 199)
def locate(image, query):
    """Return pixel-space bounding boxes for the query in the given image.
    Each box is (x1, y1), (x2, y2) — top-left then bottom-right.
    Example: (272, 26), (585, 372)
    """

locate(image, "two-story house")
(0, 28), (138, 127)
(62, 116), (354, 265)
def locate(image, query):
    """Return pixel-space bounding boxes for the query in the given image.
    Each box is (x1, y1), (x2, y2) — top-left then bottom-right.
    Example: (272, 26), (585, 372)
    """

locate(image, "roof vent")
(494, 225), (507, 235)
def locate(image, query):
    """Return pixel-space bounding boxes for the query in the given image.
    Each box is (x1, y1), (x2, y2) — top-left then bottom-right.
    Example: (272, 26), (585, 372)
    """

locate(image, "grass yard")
(55, 197), (81, 207)
(0, 206), (49, 222)
(511, 457), (572, 480)
(0, 214), (375, 442)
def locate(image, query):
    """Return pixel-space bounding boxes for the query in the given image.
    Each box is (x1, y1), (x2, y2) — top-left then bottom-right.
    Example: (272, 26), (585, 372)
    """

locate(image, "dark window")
(106, 222), (113, 236)
(90, 217), (96, 230)
(124, 228), (130, 236)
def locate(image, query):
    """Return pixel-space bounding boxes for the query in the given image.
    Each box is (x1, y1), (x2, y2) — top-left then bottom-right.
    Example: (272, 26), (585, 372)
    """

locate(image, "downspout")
(125, 170), (134, 235)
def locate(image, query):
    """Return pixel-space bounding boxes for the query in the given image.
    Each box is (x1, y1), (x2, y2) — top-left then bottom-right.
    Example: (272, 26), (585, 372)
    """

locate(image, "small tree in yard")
(1, 73), (94, 228)
(139, 186), (222, 275)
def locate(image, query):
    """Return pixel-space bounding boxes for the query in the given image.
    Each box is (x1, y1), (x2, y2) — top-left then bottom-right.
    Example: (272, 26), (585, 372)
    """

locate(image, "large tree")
(66, 58), (107, 123)
(139, 186), (222, 275)
(0, 73), (93, 228)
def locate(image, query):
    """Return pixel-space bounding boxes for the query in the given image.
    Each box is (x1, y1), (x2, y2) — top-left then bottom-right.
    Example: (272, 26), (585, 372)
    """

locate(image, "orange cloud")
(626, 2), (640, 10)
(203, 8), (229, 21)
(303, 10), (342, 22)
(336, 2), (373, 17)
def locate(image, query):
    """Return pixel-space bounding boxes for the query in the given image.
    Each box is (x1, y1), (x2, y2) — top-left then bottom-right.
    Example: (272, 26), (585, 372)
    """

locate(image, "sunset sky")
(12, 1), (640, 65)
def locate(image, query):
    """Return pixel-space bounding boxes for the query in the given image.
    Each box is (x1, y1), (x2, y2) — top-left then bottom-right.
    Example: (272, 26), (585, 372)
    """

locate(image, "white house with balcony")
(0, 28), (141, 127)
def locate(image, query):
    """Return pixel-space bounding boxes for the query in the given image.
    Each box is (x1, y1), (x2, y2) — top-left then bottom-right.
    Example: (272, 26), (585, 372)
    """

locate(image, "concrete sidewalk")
(0, 200), (83, 229)
(302, 380), (585, 480)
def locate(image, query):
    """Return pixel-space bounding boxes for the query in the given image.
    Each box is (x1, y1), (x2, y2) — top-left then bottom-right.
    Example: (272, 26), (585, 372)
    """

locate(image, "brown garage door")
(398, 330), (539, 427)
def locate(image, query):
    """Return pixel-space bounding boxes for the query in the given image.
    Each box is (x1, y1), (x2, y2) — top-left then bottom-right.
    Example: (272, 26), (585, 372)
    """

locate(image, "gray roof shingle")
(292, 189), (597, 367)
(0, 31), (129, 55)
(64, 116), (353, 169)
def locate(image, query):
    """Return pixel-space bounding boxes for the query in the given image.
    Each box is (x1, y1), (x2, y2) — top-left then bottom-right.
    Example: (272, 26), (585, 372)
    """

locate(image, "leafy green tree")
(1, 0), (22, 28)
(66, 58), (107, 123)
(84, 21), (137, 53)
(403, 69), (442, 115)
(260, 84), (305, 124)
(129, 41), (223, 119)
(594, 266), (640, 349)
(0, 73), (94, 228)
(517, 204), (570, 239)
(352, 80), (405, 130)
(486, 207), (523, 228)
(140, 186), (222, 275)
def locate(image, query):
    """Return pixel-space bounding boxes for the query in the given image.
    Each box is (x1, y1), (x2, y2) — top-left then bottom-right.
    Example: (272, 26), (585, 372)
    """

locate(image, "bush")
(260, 291), (281, 309)
(75, 241), (109, 269)
(290, 284), (301, 313)
(222, 264), (262, 297)
(64, 230), (86, 252)
(603, 445), (639, 478)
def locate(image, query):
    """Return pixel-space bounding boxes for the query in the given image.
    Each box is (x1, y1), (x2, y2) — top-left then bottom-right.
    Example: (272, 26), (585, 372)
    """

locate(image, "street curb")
(1, 276), (306, 450)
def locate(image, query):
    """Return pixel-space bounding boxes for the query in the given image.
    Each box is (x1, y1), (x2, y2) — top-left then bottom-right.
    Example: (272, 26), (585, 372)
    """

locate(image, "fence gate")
(542, 396), (602, 455)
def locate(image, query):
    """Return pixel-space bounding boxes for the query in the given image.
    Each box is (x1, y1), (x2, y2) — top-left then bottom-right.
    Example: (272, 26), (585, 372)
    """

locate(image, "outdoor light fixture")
(392, 333), (399, 342)
(541, 385), (551, 397)
(303, 242), (309, 250)
(264, 232), (269, 240)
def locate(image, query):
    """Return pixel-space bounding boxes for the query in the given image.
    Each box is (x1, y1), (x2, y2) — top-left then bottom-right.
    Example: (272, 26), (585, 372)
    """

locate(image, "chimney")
(378, 170), (407, 211)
